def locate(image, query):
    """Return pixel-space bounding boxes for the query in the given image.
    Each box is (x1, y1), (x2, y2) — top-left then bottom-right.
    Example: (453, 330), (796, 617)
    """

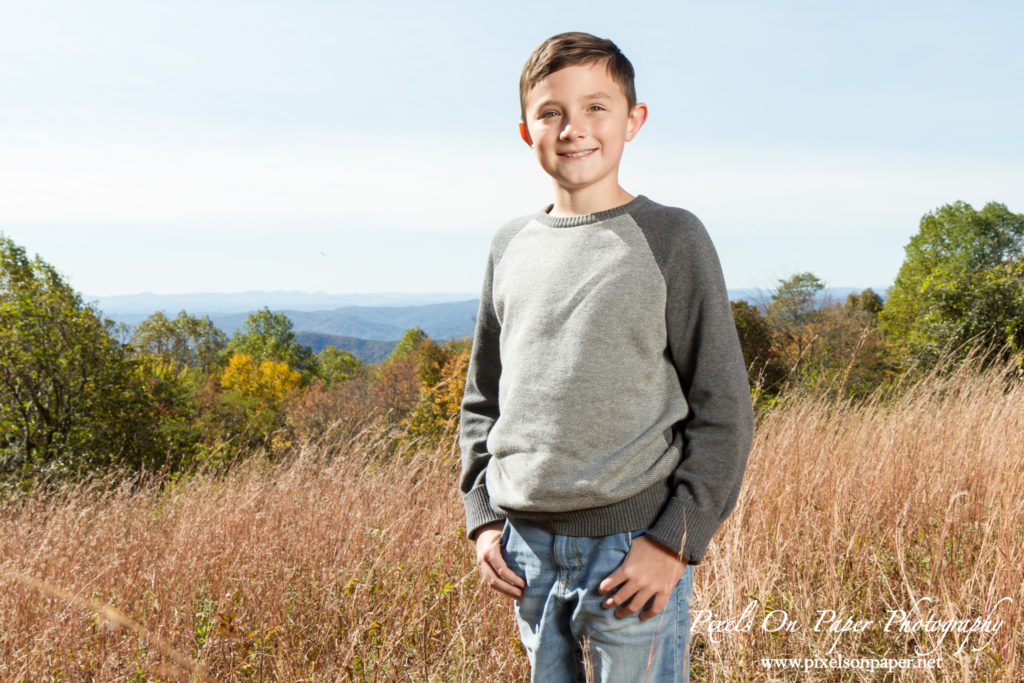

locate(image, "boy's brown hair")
(519, 32), (637, 123)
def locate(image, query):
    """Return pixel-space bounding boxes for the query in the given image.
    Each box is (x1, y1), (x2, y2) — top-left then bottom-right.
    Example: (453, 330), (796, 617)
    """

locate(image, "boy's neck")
(548, 183), (635, 217)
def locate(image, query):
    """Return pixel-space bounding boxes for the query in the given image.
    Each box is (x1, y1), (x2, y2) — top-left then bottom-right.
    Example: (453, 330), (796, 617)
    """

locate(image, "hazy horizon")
(3, 1), (1021, 297)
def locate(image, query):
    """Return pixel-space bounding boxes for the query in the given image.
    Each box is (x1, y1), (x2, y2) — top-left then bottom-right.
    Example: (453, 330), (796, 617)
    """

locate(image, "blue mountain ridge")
(94, 288), (884, 364)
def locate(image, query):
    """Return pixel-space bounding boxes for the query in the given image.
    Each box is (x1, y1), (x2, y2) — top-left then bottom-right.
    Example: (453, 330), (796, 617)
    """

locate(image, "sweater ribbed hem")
(467, 481), (721, 565)
(496, 478), (671, 539)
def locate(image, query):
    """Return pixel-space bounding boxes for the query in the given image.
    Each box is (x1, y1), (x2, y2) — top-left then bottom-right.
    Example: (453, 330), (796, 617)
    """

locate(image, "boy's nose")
(559, 115), (586, 140)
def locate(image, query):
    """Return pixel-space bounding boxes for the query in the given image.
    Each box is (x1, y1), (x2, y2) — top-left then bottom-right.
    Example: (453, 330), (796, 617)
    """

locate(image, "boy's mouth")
(559, 148), (596, 159)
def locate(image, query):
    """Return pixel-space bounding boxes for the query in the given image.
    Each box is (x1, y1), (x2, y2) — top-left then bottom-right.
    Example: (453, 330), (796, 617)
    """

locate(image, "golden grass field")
(1, 358), (1022, 681)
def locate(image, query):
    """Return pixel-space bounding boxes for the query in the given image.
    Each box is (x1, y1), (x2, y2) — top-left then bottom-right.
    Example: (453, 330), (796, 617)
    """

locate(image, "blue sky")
(2, 0), (1022, 299)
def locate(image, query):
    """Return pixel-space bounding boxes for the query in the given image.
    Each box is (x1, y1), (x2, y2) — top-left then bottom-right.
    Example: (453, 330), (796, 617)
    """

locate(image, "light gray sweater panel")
(459, 195), (753, 563)
(488, 213), (688, 510)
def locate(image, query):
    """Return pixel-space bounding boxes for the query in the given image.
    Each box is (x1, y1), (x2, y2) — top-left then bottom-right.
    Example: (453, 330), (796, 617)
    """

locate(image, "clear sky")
(2, 0), (1022, 299)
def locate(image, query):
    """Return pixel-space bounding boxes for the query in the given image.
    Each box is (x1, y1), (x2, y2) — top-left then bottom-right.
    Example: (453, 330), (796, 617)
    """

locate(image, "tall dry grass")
(1, 357), (1022, 681)
(698, 356), (1024, 681)
(0, 419), (526, 681)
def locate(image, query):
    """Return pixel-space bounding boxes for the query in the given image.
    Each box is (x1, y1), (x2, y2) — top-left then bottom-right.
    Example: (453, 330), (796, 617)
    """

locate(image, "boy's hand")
(474, 521), (526, 599)
(597, 535), (687, 620)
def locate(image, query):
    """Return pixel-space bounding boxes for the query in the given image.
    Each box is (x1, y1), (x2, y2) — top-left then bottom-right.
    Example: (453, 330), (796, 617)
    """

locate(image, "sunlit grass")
(1, 358), (1021, 681)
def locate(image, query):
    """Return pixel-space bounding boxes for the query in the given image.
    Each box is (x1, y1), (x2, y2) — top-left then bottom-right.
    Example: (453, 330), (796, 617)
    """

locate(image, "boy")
(458, 32), (753, 682)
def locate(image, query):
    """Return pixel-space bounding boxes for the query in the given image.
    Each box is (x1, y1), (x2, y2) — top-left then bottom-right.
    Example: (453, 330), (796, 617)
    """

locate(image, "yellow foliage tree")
(402, 338), (471, 445)
(220, 352), (302, 409)
(433, 350), (469, 422)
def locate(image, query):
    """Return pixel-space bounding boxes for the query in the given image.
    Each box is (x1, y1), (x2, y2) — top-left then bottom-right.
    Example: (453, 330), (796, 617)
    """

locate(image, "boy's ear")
(518, 121), (533, 147)
(625, 103), (649, 142)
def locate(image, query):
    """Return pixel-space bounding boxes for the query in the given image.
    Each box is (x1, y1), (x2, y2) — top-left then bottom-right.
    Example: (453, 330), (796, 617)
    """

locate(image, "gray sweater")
(459, 195), (753, 564)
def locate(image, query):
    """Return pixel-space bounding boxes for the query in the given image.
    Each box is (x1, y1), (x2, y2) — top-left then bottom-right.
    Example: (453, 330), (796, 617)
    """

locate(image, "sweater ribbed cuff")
(463, 486), (506, 541)
(645, 497), (721, 565)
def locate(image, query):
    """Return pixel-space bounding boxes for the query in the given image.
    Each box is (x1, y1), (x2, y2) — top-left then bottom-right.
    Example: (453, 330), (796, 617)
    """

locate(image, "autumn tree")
(225, 307), (317, 381)
(762, 274), (894, 397)
(403, 337), (472, 445)
(279, 349), (369, 453)
(845, 288), (883, 317)
(220, 353), (303, 410)
(371, 328), (429, 425)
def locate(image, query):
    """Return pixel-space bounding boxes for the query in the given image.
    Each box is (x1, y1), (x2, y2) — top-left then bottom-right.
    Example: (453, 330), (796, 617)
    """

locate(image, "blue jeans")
(501, 517), (694, 683)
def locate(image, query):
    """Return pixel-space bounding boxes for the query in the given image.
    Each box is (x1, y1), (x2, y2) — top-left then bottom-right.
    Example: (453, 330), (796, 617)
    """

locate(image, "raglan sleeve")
(644, 213), (754, 564)
(458, 247), (507, 540)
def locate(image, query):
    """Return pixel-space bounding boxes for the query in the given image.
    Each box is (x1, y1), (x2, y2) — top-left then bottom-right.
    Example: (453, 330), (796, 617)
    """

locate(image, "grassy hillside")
(0, 360), (1021, 681)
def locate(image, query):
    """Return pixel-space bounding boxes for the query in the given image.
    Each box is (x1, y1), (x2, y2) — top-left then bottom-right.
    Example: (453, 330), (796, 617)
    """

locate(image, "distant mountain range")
(90, 293), (481, 363)
(90, 288), (884, 364)
(102, 300), (481, 341)
(84, 290), (478, 315)
(293, 332), (397, 365)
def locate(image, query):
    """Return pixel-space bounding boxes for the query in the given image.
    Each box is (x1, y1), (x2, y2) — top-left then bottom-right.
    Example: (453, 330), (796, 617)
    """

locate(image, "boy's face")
(519, 61), (646, 199)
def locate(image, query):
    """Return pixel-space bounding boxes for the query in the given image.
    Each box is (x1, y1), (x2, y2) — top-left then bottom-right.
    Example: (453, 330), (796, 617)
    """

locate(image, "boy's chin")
(548, 176), (620, 196)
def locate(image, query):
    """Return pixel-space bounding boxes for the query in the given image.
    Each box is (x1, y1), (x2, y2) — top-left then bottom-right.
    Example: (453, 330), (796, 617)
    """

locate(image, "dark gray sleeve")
(458, 248), (506, 540)
(641, 209), (754, 563)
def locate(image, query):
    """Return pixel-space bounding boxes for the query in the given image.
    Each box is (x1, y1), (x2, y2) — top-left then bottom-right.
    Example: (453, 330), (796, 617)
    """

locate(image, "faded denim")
(501, 517), (694, 683)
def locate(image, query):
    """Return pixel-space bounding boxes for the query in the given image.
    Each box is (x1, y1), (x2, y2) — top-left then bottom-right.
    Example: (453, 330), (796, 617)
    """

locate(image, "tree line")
(1, 199), (1022, 495)
(730, 200), (1023, 404)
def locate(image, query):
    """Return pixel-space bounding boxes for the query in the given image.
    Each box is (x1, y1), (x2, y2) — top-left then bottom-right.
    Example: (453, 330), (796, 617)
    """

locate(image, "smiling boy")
(459, 32), (754, 682)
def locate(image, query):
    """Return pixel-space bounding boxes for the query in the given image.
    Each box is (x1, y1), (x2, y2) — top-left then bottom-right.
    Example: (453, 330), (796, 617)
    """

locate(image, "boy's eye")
(540, 111), (559, 119)
(588, 105), (605, 112)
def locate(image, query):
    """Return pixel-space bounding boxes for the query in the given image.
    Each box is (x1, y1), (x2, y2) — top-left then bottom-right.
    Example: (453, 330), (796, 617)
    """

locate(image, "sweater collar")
(534, 195), (650, 228)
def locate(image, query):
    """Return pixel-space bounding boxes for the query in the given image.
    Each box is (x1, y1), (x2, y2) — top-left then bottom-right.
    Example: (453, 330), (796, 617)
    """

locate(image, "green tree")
(769, 272), (825, 327)
(765, 272), (826, 376)
(317, 346), (363, 384)
(386, 327), (429, 365)
(225, 307), (317, 380)
(0, 235), (161, 490)
(879, 201), (1024, 367)
(130, 310), (227, 373)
